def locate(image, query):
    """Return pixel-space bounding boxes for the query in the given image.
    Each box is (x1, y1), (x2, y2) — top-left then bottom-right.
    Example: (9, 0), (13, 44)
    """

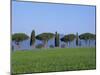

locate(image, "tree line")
(12, 30), (96, 49)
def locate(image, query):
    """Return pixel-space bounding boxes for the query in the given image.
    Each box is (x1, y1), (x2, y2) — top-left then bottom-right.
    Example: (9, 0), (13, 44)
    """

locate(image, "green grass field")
(12, 48), (96, 74)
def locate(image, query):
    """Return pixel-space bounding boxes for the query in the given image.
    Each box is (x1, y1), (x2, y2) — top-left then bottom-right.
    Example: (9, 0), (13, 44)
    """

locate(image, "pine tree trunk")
(89, 40), (90, 47)
(76, 39), (78, 47)
(69, 42), (70, 48)
(16, 42), (20, 48)
(79, 41), (81, 47)
(66, 43), (68, 48)
(85, 40), (87, 47)
(32, 44), (35, 48)
(43, 41), (47, 48)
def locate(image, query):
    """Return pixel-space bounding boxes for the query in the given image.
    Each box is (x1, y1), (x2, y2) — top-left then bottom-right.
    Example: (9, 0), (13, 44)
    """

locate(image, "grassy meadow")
(12, 48), (96, 74)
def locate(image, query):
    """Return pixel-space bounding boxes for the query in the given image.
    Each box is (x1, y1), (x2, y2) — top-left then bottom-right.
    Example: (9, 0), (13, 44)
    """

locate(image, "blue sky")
(12, 1), (96, 36)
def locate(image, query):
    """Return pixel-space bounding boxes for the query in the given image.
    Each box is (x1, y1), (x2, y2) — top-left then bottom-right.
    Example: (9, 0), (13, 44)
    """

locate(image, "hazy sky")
(12, 1), (96, 36)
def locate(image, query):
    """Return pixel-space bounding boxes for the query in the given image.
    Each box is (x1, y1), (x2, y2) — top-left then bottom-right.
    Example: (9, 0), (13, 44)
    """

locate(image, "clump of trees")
(12, 30), (96, 50)
(36, 33), (54, 48)
(61, 34), (75, 47)
(79, 33), (95, 46)
(12, 33), (29, 48)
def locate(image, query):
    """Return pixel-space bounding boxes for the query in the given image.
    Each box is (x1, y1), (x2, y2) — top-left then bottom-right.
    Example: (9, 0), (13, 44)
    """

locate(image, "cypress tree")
(76, 32), (79, 46)
(55, 32), (59, 47)
(30, 30), (35, 48)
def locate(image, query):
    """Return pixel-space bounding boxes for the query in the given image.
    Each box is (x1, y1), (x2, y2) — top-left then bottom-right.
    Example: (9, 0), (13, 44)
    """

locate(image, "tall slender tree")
(55, 32), (60, 47)
(30, 30), (35, 48)
(76, 32), (79, 47)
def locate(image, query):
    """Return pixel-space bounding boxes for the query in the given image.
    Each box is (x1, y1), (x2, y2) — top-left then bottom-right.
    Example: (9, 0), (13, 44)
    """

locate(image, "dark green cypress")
(30, 30), (35, 48)
(55, 32), (59, 47)
(76, 32), (79, 46)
